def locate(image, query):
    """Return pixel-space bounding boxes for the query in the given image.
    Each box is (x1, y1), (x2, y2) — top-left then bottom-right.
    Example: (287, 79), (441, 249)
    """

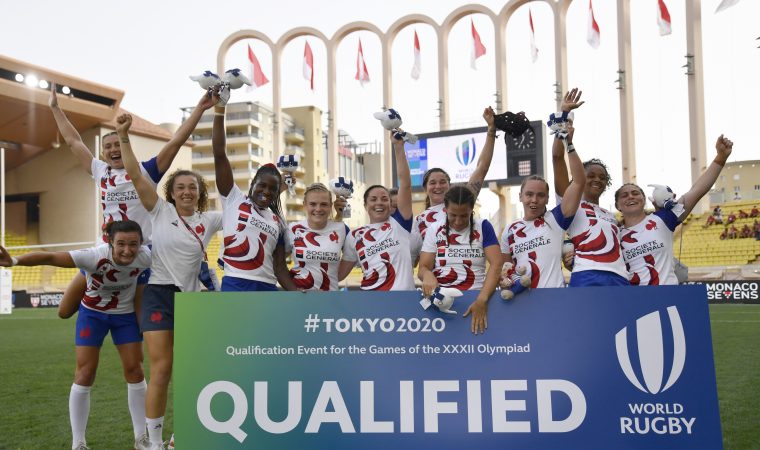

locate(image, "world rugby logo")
(455, 138), (477, 166)
(615, 306), (686, 394)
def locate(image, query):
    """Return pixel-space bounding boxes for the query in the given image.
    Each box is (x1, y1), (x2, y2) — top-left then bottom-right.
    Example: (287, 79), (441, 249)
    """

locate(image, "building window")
(754, 185), (760, 191)
(734, 186), (740, 192)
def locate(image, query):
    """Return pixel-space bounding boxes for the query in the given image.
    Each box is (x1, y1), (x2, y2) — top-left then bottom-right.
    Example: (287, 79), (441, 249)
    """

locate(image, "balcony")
(285, 145), (306, 157)
(196, 111), (261, 129)
(285, 126), (305, 143)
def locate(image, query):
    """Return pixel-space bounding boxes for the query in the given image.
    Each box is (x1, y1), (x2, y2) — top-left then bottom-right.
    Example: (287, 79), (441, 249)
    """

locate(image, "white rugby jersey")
(565, 199), (628, 279)
(92, 158), (162, 244)
(70, 244), (152, 314)
(220, 185), (285, 285)
(148, 198), (223, 292)
(410, 203), (445, 261)
(346, 211), (415, 291)
(620, 209), (680, 286)
(422, 218), (499, 291)
(501, 205), (573, 288)
(287, 220), (356, 291)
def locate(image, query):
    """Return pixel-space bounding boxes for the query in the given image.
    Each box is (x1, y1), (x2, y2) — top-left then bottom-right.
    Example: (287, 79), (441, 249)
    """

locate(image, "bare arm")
(467, 107), (497, 195)
(338, 259), (355, 281)
(393, 131), (413, 221)
(552, 88), (585, 196)
(274, 243), (298, 291)
(559, 126), (586, 218)
(417, 251), (439, 298)
(155, 90), (219, 173)
(48, 84), (94, 174)
(463, 244), (502, 335)
(116, 114), (159, 211)
(0, 245), (75, 268)
(212, 106), (234, 197)
(679, 135), (733, 217)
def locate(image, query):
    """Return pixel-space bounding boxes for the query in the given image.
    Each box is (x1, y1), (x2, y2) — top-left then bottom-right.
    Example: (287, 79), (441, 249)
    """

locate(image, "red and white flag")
(247, 44), (269, 90)
(715, 0), (740, 13)
(303, 40), (314, 90)
(355, 38), (370, 86)
(470, 19), (487, 69)
(586, 0), (601, 49)
(657, 0), (672, 36)
(529, 9), (539, 63)
(411, 30), (421, 80)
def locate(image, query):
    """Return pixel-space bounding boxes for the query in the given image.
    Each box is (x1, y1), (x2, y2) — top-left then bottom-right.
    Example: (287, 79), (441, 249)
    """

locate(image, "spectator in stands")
(740, 224), (752, 239)
(616, 135), (733, 285)
(754, 220), (760, 240)
(705, 206), (723, 227)
(727, 225), (739, 239)
(738, 209), (749, 219)
(720, 227), (728, 240)
(750, 206), (759, 218)
(727, 212), (737, 225)
(733, 191), (742, 201)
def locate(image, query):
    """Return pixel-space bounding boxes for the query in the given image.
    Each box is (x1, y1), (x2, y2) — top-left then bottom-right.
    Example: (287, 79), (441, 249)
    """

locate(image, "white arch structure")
(215, 0), (707, 203)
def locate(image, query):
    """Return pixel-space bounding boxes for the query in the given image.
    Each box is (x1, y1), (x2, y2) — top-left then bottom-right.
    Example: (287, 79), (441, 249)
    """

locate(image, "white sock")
(146, 416), (164, 446)
(127, 380), (147, 439)
(69, 383), (91, 448)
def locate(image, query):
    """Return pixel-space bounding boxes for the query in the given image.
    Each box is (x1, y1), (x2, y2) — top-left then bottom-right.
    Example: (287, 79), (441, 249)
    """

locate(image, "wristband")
(10, 256), (18, 266)
(713, 159), (726, 167)
(214, 112), (225, 117)
(567, 143), (576, 153)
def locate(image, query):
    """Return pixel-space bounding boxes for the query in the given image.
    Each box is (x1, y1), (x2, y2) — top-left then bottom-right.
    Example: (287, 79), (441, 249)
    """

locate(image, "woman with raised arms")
(410, 107), (498, 263)
(212, 103), (298, 291)
(345, 131), (414, 290)
(616, 135), (733, 285)
(117, 114), (223, 449)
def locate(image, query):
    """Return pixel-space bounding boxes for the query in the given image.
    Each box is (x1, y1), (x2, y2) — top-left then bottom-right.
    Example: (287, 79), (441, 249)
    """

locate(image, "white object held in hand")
(419, 286), (461, 315)
(329, 177), (354, 218)
(277, 155), (300, 196)
(374, 108), (418, 144)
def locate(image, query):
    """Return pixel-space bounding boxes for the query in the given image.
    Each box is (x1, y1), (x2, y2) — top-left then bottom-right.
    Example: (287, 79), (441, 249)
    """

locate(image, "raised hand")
(561, 88), (585, 112)
(483, 106), (495, 129)
(715, 134), (733, 162)
(49, 83), (59, 109)
(116, 114), (133, 135)
(0, 245), (13, 267)
(198, 86), (222, 110)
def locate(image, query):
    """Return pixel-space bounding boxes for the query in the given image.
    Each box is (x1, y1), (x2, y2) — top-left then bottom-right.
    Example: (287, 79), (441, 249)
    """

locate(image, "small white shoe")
(167, 433), (175, 450)
(134, 433), (151, 450)
(73, 442), (91, 450)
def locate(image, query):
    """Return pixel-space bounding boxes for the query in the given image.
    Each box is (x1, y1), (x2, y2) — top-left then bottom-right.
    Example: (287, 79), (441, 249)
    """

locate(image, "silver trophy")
(329, 177), (354, 218)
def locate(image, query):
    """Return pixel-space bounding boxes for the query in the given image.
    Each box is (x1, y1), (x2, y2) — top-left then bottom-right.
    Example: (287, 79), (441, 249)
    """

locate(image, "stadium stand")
(676, 200), (760, 267)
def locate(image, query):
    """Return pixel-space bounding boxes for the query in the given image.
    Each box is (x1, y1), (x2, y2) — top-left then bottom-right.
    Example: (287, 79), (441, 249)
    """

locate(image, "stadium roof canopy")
(0, 55), (175, 171)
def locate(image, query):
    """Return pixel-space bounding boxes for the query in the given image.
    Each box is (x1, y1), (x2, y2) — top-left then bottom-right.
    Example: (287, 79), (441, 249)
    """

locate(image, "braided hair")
(443, 185), (477, 247)
(249, 163), (286, 227)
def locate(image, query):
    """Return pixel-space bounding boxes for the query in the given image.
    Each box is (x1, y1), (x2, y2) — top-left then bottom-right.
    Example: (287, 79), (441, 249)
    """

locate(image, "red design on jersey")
(239, 203), (252, 214)
(318, 263), (331, 291)
(572, 228), (622, 263)
(629, 272), (641, 285)
(360, 252), (396, 291)
(223, 233), (267, 271)
(150, 311), (162, 323)
(533, 216), (545, 228)
(581, 202), (598, 226)
(643, 254), (660, 285)
(118, 203), (129, 221)
(472, 229), (481, 241)
(79, 326), (91, 338)
(381, 222), (391, 231)
(513, 223), (527, 238)
(304, 231), (321, 247)
(329, 231), (339, 242)
(105, 268), (119, 283)
(129, 268), (140, 277)
(621, 230), (638, 244)
(196, 223), (206, 235)
(291, 269), (315, 289)
(363, 229), (377, 242)
(645, 220), (657, 231)
(528, 251), (541, 288)
(447, 233), (461, 246)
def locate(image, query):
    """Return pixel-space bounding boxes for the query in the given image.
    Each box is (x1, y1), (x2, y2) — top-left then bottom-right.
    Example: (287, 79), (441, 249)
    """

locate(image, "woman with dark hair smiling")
(345, 131), (415, 290)
(212, 103), (298, 291)
(616, 135), (732, 285)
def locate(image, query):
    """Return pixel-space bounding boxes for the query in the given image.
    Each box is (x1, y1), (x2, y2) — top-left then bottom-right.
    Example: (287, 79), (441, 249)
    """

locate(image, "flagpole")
(552, 1), (570, 111)
(616, 0), (637, 184)
(684, 0), (708, 215)
(381, 34), (393, 189)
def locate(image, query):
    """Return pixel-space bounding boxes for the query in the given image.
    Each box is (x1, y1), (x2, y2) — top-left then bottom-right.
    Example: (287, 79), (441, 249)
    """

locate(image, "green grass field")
(0, 305), (758, 449)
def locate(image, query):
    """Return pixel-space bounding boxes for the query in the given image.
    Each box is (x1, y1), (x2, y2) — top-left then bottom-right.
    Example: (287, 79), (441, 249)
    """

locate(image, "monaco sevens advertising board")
(174, 286), (722, 449)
